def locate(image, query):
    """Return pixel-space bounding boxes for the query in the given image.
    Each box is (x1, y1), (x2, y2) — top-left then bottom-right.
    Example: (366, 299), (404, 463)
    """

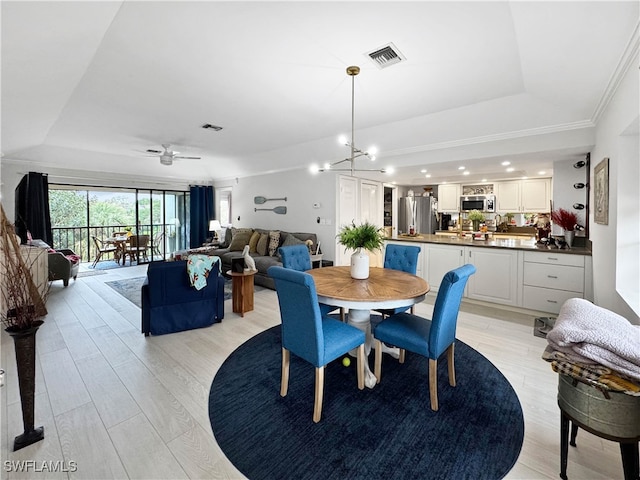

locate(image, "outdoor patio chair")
(91, 235), (118, 268)
(124, 234), (150, 264)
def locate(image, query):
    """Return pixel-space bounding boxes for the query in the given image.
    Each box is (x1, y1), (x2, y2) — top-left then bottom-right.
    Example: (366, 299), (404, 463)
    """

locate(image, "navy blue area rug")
(209, 326), (524, 480)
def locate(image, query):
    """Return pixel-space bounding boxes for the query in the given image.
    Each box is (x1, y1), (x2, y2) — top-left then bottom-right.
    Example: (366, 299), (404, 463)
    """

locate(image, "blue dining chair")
(278, 245), (344, 319)
(373, 264), (476, 411)
(374, 243), (422, 317)
(268, 266), (365, 423)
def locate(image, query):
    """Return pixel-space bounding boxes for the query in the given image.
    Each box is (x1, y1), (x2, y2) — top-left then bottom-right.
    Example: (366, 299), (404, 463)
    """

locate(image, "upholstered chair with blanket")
(48, 248), (81, 287)
(373, 264), (476, 411)
(141, 259), (225, 336)
(268, 266), (365, 423)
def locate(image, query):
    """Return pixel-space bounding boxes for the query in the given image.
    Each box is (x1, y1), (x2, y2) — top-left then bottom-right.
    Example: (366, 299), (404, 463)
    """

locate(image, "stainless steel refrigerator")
(398, 196), (438, 234)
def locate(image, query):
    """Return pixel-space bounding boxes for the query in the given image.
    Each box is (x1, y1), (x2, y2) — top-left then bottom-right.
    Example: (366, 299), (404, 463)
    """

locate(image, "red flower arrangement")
(551, 208), (578, 231)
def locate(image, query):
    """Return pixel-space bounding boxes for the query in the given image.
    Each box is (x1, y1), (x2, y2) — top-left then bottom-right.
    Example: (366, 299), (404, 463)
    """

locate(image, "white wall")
(213, 169), (338, 262)
(589, 51), (639, 323)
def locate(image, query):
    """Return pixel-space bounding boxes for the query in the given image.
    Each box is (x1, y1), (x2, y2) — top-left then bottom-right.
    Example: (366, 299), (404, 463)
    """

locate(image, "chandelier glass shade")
(315, 66), (386, 175)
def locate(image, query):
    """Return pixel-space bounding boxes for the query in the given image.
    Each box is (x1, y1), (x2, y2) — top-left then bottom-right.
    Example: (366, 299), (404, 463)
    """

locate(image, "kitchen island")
(385, 234), (592, 314)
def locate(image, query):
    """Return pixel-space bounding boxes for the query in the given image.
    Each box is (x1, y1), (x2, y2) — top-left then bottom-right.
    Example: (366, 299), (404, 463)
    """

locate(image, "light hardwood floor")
(1, 264), (625, 479)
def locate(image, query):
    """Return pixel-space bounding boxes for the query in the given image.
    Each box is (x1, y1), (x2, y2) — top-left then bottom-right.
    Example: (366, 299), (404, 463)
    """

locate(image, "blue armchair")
(278, 245), (343, 319)
(373, 264), (476, 411)
(141, 260), (225, 336)
(374, 243), (421, 317)
(268, 266), (365, 422)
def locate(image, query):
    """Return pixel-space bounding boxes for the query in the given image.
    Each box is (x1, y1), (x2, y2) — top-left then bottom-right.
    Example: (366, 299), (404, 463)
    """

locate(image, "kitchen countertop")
(387, 233), (592, 256)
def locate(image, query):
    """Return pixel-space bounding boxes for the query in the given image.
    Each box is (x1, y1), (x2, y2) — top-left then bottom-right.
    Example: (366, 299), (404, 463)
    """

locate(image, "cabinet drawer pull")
(547, 275), (558, 279)
(546, 299), (558, 303)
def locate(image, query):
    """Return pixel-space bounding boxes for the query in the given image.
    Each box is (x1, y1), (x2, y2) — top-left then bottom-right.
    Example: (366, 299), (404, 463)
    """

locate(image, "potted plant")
(467, 210), (486, 232)
(0, 205), (47, 450)
(337, 221), (385, 279)
(551, 208), (579, 247)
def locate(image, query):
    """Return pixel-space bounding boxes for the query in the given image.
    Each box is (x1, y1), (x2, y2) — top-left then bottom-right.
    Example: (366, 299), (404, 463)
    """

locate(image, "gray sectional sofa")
(188, 228), (318, 290)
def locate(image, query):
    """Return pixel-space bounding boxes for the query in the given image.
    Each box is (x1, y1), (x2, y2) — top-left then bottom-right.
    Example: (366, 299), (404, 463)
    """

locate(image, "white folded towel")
(547, 298), (640, 381)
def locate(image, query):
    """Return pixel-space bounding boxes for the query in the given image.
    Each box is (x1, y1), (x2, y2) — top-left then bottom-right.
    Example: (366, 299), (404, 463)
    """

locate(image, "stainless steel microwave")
(460, 194), (496, 213)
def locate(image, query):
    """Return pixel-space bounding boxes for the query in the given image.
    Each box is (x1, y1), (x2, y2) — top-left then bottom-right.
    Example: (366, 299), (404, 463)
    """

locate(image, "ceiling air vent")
(366, 43), (406, 69)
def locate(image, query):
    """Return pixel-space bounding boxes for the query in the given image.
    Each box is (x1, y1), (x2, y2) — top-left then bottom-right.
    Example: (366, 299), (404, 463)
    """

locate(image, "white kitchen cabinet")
(495, 178), (551, 212)
(424, 244), (464, 291)
(466, 247), (519, 306)
(522, 251), (585, 314)
(437, 184), (461, 212)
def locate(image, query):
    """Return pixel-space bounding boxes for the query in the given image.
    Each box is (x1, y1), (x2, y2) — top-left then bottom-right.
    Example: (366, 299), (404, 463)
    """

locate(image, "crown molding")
(591, 20), (640, 124)
(381, 120), (595, 158)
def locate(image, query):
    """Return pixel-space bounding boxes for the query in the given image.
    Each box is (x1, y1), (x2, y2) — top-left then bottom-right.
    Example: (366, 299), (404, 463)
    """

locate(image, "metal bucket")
(558, 374), (640, 440)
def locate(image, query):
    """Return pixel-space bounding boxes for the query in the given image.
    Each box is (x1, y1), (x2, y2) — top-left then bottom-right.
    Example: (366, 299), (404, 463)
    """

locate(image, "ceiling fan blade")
(174, 155), (201, 160)
(146, 149), (162, 154)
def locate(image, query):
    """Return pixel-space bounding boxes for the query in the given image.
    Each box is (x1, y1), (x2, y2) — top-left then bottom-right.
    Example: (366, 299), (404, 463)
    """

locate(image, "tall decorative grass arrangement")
(551, 208), (578, 232)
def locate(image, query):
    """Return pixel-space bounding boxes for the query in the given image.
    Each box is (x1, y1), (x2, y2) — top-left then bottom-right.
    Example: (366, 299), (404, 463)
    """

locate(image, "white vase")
(350, 248), (369, 279)
(564, 230), (575, 248)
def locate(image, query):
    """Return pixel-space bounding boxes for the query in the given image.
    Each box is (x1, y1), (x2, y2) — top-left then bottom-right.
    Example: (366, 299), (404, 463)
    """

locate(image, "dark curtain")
(189, 185), (214, 247)
(14, 172), (53, 246)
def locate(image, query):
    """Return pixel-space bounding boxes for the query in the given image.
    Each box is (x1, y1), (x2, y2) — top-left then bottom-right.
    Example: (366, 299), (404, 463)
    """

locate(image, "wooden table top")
(307, 266), (429, 308)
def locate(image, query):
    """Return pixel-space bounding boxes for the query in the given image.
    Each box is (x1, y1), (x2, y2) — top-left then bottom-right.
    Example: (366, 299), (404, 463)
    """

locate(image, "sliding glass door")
(49, 185), (189, 264)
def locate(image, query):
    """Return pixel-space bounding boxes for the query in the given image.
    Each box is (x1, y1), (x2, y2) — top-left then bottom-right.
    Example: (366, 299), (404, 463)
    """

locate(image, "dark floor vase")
(6, 320), (45, 451)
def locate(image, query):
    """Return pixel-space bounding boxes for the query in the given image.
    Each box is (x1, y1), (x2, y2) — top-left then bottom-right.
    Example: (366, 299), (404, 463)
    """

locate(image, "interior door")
(336, 176), (358, 266)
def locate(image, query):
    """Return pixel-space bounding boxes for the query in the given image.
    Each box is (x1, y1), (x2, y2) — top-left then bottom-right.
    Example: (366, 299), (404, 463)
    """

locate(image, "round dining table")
(307, 266), (430, 388)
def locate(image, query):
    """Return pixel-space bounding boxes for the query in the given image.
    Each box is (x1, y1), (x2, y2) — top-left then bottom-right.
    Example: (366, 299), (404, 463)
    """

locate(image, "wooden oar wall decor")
(254, 206), (287, 214)
(254, 196), (287, 204)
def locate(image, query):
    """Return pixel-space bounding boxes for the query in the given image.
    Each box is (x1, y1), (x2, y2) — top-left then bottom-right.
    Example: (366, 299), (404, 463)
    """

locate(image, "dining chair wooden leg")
(447, 343), (456, 387)
(374, 339), (383, 384)
(399, 349), (406, 364)
(313, 366), (325, 423)
(340, 307), (345, 322)
(92, 252), (102, 268)
(356, 344), (364, 390)
(429, 358), (438, 411)
(280, 348), (290, 397)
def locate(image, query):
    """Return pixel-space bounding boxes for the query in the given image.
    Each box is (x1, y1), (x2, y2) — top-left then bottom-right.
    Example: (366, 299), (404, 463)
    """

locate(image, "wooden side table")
(226, 270), (257, 317)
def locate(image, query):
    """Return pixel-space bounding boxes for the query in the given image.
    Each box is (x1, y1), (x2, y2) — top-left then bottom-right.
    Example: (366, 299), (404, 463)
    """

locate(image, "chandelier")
(314, 66), (386, 175)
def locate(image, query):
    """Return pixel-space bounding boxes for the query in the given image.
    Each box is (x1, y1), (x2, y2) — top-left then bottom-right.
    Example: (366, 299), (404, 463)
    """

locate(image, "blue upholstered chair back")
(268, 266), (324, 366)
(384, 244), (421, 274)
(278, 245), (312, 271)
(429, 264), (476, 357)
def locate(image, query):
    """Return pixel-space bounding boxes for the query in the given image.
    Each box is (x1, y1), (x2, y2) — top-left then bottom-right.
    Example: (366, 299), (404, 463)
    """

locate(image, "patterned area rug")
(210, 326), (525, 480)
(105, 276), (232, 308)
(77, 270), (107, 277)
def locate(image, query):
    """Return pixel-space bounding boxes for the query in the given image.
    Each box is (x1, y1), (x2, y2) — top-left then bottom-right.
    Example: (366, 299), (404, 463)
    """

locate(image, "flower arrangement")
(551, 208), (578, 232)
(337, 221), (385, 252)
(467, 210), (486, 222)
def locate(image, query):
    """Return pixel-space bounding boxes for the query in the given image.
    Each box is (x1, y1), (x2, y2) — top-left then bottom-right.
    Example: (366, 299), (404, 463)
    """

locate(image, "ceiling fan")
(146, 144), (201, 166)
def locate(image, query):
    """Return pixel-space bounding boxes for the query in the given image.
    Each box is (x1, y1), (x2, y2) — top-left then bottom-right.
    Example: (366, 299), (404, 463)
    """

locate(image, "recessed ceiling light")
(506, 167), (514, 172)
(441, 181), (447, 184)
(463, 171), (470, 175)
(501, 161), (511, 166)
(420, 169), (427, 173)
(538, 171), (546, 175)
(522, 176), (528, 180)
(458, 166), (466, 170)
(481, 178), (487, 182)
(425, 174), (431, 178)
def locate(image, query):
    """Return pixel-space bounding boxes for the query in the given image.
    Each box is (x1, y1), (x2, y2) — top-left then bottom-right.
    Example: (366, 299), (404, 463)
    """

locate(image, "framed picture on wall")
(594, 157), (609, 225)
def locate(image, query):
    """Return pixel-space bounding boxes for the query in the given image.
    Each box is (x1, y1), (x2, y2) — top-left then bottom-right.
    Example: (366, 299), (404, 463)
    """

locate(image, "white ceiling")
(2, 1), (638, 186)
